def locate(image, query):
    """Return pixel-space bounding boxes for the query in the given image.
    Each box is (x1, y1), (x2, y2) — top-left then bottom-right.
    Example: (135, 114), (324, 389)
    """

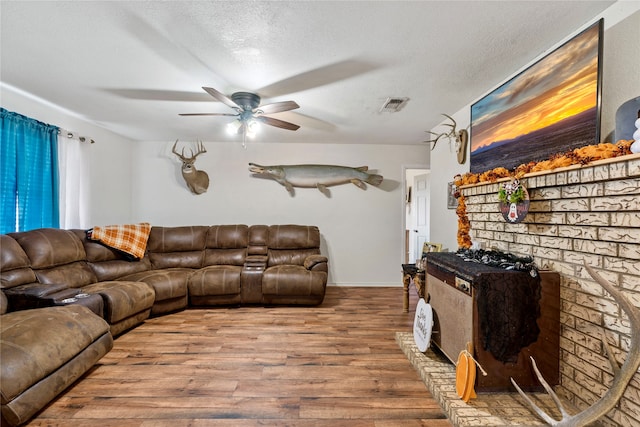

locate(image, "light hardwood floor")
(27, 286), (452, 426)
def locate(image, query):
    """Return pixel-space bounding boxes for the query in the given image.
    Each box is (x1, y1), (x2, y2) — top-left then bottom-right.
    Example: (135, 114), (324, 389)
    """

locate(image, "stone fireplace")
(460, 154), (640, 426)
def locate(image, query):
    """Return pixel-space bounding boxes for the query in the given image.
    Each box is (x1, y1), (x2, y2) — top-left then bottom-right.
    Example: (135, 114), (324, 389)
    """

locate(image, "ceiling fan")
(180, 87), (301, 143)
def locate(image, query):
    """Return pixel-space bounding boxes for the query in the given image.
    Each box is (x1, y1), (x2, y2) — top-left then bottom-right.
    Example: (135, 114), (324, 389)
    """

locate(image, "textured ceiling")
(1, 1), (615, 145)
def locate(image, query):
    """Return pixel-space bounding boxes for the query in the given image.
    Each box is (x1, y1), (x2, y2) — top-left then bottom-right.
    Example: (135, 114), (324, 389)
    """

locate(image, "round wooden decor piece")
(413, 298), (433, 352)
(455, 350), (477, 402)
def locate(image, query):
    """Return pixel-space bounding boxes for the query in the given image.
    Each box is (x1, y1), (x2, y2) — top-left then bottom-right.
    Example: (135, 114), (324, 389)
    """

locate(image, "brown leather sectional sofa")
(0, 224), (328, 426)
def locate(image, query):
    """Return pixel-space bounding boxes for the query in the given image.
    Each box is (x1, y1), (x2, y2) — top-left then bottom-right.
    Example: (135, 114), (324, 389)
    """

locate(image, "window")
(1, 108), (59, 234)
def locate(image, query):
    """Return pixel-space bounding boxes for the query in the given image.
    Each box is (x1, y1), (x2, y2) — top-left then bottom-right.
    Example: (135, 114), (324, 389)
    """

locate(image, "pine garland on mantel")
(452, 139), (634, 249)
(455, 193), (472, 249)
(456, 139), (633, 187)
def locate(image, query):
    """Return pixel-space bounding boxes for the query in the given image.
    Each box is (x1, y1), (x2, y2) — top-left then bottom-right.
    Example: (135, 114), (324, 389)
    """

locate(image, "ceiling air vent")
(380, 97), (409, 113)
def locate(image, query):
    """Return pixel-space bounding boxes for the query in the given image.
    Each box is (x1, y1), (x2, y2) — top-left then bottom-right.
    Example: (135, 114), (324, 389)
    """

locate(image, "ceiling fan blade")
(202, 87), (239, 109)
(179, 112), (238, 117)
(104, 88), (214, 102)
(276, 111), (337, 132)
(257, 100), (300, 115)
(257, 59), (381, 98)
(122, 14), (227, 88)
(256, 116), (300, 131)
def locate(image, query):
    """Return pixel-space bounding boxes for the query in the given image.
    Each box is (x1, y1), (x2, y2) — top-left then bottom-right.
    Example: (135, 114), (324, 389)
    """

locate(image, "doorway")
(404, 167), (430, 264)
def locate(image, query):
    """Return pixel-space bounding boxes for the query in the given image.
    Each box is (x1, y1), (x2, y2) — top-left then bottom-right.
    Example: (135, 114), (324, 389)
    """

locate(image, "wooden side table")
(402, 263), (426, 312)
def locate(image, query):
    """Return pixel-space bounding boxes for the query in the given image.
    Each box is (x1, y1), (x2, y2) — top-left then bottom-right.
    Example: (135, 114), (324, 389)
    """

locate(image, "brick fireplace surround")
(460, 154), (640, 426)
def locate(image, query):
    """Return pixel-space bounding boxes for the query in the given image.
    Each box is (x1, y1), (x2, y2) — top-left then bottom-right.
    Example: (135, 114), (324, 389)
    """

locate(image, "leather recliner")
(0, 294), (113, 427)
(188, 225), (248, 306)
(7, 229), (155, 336)
(261, 225), (328, 305)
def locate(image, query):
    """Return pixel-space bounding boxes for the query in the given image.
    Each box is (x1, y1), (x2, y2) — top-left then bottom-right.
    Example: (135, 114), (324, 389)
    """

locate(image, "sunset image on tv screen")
(470, 20), (602, 174)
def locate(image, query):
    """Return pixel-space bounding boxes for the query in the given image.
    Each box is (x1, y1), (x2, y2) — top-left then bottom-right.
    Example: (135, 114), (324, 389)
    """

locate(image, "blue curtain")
(1, 108), (59, 234)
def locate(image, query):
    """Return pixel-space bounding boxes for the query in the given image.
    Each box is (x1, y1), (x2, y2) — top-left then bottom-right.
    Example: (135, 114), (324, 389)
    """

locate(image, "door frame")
(401, 164), (429, 267)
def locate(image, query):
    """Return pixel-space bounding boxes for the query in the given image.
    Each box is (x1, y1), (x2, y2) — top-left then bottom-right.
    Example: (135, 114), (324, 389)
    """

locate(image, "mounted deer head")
(172, 140), (210, 194)
(512, 262), (640, 426)
(425, 114), (469, 164)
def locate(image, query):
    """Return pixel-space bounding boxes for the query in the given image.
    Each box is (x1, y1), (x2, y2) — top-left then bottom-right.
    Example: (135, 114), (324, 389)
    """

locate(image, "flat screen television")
(470, 19), (603, 174)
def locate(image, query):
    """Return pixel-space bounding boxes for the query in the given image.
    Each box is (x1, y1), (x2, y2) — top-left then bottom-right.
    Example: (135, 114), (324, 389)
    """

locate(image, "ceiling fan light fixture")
(227, 120), (242, 135)
(380, 97), (409, 113)
(246, 119), (260, 138)
(228, 117), (260, 137)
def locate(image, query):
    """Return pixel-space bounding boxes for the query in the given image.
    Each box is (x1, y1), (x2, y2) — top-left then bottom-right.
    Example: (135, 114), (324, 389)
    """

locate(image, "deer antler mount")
(172, 140), (210, 195)
(512, 263), (640, 426)
(425, 114), (469, 164)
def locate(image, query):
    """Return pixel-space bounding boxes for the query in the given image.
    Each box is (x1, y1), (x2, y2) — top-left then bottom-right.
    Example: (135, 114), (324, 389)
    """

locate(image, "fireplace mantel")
(459, 153), (640, 424)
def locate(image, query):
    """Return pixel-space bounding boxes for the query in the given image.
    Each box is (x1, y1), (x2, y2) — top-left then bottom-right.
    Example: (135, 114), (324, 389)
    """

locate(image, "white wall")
(132, 140), (429, 286)
(428, 112), (469, 252)
(601, 7), (640, 142)
(428, 3), (640, 252)
(1, 84), (135, 225)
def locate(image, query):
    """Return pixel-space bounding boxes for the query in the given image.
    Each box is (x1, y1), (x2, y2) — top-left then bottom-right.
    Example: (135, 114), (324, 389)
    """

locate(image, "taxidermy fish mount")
(248, 163), (383, 196)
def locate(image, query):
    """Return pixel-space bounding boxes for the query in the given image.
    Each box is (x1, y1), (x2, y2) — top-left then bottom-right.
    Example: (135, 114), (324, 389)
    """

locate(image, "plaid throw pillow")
(88, 222), (151, 259)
